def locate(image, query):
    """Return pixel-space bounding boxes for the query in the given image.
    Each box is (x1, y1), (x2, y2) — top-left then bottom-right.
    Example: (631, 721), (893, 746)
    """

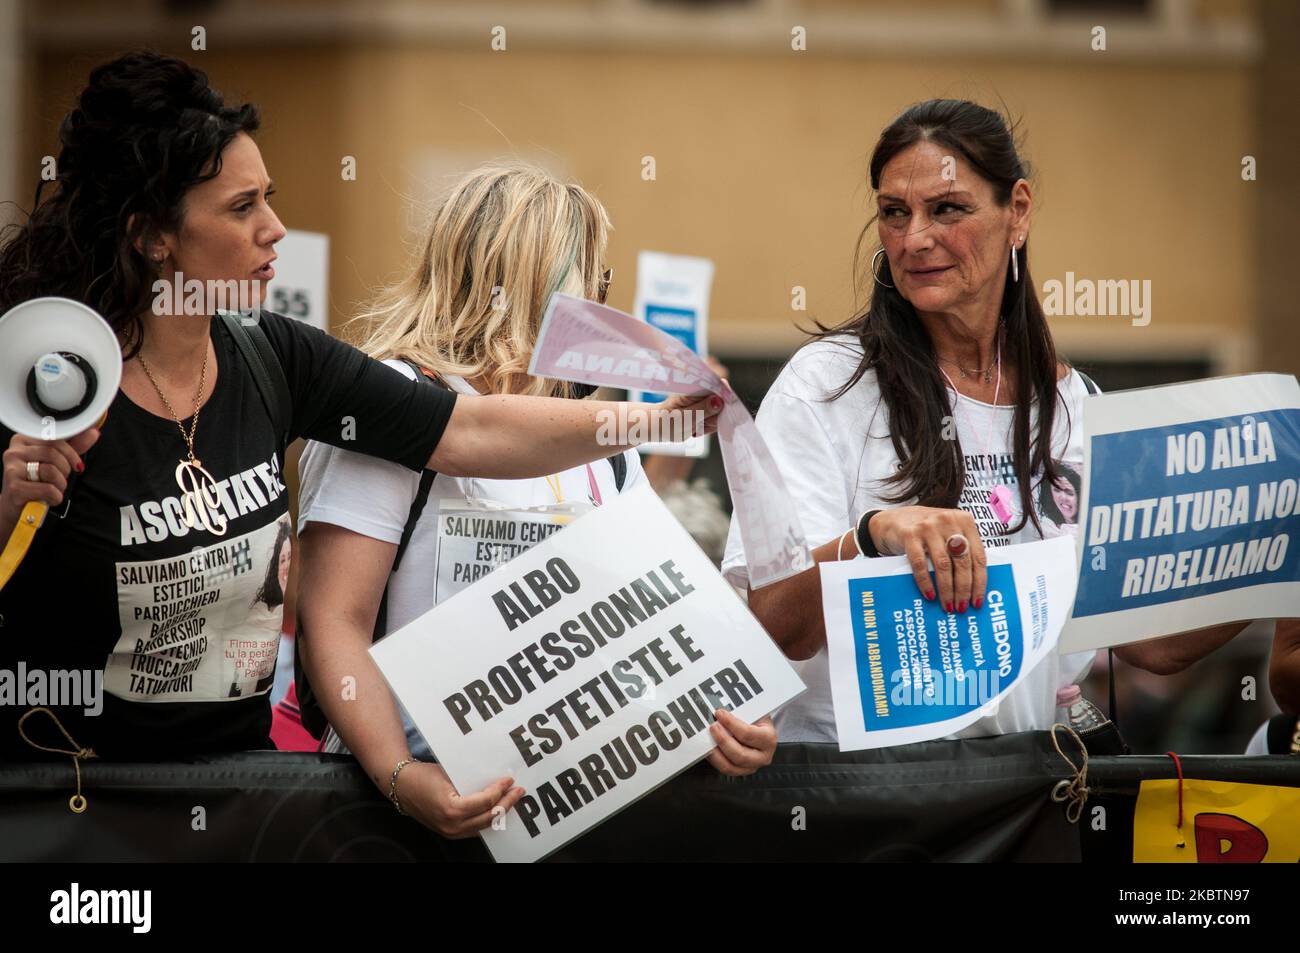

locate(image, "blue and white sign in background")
(629, 251), (714, 458)
(821, 536), (1077, 751)
(1060, 373), (1300, 654)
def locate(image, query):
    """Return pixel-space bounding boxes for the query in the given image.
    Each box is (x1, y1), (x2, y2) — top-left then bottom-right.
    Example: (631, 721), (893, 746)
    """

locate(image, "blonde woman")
(295, 165), (776, 840)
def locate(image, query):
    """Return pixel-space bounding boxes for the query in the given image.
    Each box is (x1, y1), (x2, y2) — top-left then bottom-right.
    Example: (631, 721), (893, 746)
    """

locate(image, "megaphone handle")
(0, 500), (49, 591)
(52, 408), (110, 517)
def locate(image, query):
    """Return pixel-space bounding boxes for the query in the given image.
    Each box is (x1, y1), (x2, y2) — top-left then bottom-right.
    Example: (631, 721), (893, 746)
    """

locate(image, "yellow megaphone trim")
(0, 500), (49, 590)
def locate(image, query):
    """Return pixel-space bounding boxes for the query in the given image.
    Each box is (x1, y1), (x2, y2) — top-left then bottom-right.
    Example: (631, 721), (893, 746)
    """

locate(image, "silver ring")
(946, 533), (970, 557)
(26, 461), (41, 482)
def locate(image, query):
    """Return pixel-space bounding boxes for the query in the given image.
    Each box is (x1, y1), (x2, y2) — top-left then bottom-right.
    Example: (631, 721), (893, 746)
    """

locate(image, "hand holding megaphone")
(1, 427), (102, 530)
(0, 297), (122, 590)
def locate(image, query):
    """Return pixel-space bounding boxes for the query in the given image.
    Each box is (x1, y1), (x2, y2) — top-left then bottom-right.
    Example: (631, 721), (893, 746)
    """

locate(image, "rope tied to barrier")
(1049, 722), (1090, 824)
(18, 707), (97, 814)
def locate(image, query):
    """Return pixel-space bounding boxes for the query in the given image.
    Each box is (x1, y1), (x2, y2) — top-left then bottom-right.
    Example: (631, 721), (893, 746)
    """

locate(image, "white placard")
(1060, 373), (1300, 653)
(821, 537), (1078, 751)
(371, 484), (805, 862)
(266, 229), (329, 330)
(629, 251), (714, 458)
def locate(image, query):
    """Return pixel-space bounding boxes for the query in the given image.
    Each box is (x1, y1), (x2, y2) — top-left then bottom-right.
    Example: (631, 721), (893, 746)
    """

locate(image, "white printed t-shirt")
(297, 363), (647, 757)
(721, 335), (1096, 744)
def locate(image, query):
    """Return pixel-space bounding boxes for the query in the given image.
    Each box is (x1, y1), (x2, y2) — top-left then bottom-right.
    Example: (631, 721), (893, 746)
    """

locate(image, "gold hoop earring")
(871, 249), (895, 289)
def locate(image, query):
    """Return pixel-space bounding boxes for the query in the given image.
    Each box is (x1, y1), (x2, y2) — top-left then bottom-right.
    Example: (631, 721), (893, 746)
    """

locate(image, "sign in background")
(1062, 373), (1300, 653)
(371, 485), (805, 862)
(266, 229), (329, 331)
(628, 251), (714, 458)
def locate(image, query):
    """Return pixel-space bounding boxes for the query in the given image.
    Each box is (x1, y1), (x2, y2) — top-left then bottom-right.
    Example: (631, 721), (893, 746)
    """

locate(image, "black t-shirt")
(0, 312), (456, 760)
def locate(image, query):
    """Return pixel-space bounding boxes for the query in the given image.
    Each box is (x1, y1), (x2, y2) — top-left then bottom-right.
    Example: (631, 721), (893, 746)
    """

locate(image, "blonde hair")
(354, 163), (611, 398)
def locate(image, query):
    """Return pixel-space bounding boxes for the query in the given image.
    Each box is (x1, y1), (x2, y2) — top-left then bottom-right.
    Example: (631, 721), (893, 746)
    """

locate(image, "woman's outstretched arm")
(430, 391), (721, 478)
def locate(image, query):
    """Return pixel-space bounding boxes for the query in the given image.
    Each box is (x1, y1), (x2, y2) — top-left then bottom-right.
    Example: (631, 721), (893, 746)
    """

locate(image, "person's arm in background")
(1270, 619), (1300, 713)
(297, 522), (524, 837)
(1113, 621), (1254, 676)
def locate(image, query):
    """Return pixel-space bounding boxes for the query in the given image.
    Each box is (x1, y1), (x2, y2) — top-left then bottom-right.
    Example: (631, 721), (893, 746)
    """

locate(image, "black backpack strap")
(372, 361), (444, 641)
(1076, 369), (1101, 396)
(220, 311), (292, 451)
(372, 468), (436, 641)
(607, 452), (628, 492)
(296, 358), (445, 740)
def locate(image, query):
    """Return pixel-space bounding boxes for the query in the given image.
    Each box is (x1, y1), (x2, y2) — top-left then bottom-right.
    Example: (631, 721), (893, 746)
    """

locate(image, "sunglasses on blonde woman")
(597, 268), (614, 305)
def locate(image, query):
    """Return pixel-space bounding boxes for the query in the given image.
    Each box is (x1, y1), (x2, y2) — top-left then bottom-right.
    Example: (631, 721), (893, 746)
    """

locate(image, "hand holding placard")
(371, 485), (805, 862)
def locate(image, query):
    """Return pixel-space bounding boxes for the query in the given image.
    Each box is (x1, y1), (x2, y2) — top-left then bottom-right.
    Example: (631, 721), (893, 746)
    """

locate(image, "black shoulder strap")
(220, 312), (292, 451)
(1077, 370), (1101, 396)
(393, 470), (436, 573)
(607, 453), (628, 492)
(372, 361), (445, 640)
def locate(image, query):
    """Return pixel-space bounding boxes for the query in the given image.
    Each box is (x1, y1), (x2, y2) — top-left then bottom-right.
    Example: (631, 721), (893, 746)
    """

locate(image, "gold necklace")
(937, 354), (994, 384)
(137, 346), (228, 536)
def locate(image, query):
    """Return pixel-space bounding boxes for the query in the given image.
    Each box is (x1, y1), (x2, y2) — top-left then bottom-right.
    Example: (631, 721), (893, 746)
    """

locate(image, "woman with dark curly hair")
(0, 51), (718, 764)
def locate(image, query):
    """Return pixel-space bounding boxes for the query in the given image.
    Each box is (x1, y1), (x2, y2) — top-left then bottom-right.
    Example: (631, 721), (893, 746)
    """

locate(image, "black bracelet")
(855, 509), (884, 557)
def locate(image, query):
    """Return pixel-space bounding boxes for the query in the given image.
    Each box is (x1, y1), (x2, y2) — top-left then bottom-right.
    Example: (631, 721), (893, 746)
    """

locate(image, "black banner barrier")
(1081, 752), (1300, 863)
(0, 731), (1294, 862)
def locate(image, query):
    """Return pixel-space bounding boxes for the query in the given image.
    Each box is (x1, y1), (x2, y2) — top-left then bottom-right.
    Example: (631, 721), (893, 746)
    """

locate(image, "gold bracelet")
(388, 757), (418, 815)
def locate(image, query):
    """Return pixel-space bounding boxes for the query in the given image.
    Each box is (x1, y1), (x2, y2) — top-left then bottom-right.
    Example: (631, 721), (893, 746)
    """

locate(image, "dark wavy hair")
(0, 51), (260, 357)
(1039, 461), (1082, 527)
(809, 99), (1068, 537)
(255, 518), (293, 610)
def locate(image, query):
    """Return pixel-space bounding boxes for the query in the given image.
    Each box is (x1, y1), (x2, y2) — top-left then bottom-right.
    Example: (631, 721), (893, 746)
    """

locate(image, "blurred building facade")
(3, 0), (1294, 753)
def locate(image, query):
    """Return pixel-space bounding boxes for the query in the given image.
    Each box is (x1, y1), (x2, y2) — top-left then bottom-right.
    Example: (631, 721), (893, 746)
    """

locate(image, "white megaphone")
(0, 297), (122, 589)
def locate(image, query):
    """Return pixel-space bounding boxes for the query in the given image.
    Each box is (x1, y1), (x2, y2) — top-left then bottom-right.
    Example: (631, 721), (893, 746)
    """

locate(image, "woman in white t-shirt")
(297, 165), (776, 839)
(722, 100), (1100, 744)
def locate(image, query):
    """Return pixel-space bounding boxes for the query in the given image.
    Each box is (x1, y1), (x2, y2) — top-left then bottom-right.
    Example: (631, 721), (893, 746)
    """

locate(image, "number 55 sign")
(266, 229), (329, 331)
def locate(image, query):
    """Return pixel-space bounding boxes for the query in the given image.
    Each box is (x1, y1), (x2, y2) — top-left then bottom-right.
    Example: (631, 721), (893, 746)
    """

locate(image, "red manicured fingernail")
(945, 601), (954, 613)
(75, 461), (84, 473)
(711, 396), (723, 410)
(925, 589), (935, 601)
(958, 600), (967, 613)
(974, 596), (983, 609)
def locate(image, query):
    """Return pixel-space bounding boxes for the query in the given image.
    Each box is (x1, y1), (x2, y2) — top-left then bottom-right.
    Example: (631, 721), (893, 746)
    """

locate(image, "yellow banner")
(1133, 779), (1300, 862)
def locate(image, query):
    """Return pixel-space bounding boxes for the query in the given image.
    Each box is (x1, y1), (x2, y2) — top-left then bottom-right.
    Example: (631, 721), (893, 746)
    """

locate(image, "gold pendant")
(175, 458), (228, 536)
